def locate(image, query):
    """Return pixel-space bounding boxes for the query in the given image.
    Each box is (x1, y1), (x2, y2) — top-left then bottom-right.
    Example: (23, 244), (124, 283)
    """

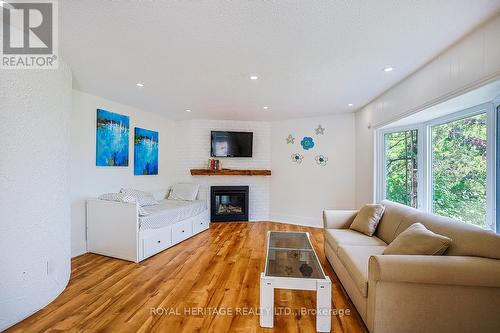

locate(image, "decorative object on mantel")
(96, 109), (129, 166)
(300, 136), (315, 150)
(190, 169), (271, 176)
(315, 124), (325, 135)
(286, 134), (295, 144)
(207, 158), (222, 170)
(315, 154), (328, 166)
(291, 153), (303, 164)
(134, 127), (158, 175)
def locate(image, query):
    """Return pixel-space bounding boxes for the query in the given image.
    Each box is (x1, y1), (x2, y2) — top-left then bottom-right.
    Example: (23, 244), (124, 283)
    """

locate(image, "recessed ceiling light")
(249, 75), (259, 80)
(263, 106), (269, 110)
(383, 67), (394, 72)
(136, 82), (144, 87)
(185, 109), (192, 113)
(348, 103), (354, 107)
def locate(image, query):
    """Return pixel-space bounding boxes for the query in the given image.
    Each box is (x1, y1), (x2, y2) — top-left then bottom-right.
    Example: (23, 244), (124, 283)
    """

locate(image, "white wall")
(70, 90), (176, 257)
(271, 114), (356, 227)
(174, 120), (271, 221)
(0, 63), (72, 330)
(355, 14), (500, 206)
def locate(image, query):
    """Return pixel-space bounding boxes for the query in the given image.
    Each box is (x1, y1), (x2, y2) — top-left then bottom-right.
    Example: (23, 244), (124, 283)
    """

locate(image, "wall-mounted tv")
(211, 131), (253, 157)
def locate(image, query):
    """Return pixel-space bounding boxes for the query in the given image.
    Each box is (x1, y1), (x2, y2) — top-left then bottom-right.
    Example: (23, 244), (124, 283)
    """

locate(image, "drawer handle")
(157, 240), (161, 243)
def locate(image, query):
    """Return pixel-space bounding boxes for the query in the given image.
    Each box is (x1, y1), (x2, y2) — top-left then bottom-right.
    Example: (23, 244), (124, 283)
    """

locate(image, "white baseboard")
(269, 213), (323, 228)
(71, 248), (87, 258)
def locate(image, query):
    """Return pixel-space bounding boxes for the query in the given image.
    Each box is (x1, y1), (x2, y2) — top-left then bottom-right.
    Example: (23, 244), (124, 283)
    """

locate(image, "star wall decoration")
(315, 124), (325, 135)
(286, 134), (295, 144)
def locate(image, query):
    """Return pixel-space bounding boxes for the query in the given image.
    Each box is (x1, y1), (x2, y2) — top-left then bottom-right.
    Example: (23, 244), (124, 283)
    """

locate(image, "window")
(377, 103), (495, 231)
(384, 130), (418, 207)
(431, 113), (487, 228)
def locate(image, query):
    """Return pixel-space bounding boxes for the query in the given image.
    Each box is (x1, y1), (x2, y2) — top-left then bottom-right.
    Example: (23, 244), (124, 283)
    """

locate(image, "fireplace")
(210, 186), (249, 222)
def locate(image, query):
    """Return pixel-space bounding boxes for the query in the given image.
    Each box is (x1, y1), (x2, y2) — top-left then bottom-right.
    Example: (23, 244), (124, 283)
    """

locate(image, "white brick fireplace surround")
(174, 120), (271, 221)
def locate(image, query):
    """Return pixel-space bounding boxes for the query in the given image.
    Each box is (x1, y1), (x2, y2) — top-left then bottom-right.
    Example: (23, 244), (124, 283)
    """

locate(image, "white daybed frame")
(86, 188), (209, 263)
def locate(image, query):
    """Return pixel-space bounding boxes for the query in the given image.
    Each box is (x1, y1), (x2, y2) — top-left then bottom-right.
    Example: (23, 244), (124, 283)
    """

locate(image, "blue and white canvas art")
(134, 127), (159, 175)
(96, 109), (129, 166)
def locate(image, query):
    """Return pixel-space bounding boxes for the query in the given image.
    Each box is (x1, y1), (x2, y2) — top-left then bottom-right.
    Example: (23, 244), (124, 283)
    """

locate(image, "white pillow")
(168, 183), (200, 201)
(120, 188), (158, 207)
(98, 192), (149, 216)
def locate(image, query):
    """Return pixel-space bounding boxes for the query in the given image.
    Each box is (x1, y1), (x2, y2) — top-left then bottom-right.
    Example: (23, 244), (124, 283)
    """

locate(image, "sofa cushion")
(383, 223), (452, 255)
(325, 229), (387, 254)
(338, 245), (386, 297)
(379, 200), (500, 259)
(375, 200), (419, 244)
(350, 204), (385, 236)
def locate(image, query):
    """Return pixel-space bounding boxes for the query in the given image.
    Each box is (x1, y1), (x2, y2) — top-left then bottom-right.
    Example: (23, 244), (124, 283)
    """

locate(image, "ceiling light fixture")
(249, 75), (258, 80)
(185, 109), (192, 113)
(263, 106), (269, 110)
(136, 82), (144, 87)
(383, 67), (394, 72)
(348, 103), (354, 107)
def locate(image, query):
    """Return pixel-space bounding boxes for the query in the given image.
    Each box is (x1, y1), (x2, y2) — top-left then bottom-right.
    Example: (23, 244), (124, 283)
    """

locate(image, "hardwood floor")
(7, 222), (368, 333)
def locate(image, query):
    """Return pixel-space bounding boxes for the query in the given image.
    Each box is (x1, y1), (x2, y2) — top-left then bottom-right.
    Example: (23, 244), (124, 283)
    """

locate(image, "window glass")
(431, 113), (487, 227)
(385, 129), (418, 208)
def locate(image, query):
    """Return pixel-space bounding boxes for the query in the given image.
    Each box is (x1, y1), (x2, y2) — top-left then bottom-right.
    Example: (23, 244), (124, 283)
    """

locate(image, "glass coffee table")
(260, 231), (332, 332)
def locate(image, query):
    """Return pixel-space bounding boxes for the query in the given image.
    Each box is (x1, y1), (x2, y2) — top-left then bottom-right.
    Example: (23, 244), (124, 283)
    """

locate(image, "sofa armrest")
(323, 210), (358, 229)
(369, 255), (500, 288)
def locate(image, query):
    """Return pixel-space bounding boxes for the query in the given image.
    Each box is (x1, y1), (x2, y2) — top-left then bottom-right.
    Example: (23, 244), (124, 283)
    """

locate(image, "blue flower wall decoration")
(300, 136), (315, 150)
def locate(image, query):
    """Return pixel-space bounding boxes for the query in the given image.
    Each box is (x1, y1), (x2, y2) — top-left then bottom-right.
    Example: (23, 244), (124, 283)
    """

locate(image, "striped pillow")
(98, 192), (149, 216)
(120, 188), (158, 207)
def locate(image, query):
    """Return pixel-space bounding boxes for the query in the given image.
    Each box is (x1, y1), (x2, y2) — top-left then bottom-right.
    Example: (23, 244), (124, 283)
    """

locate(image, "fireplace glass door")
(210, 186), (249, 222)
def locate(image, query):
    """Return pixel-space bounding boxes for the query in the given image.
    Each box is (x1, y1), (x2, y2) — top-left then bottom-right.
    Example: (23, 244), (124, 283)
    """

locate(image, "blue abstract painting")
(96, 109), (129, 166)
(134, 127), (159, 175)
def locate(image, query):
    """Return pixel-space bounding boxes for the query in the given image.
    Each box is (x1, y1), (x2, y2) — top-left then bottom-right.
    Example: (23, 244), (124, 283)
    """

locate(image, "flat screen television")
(211, 131), (253, 157)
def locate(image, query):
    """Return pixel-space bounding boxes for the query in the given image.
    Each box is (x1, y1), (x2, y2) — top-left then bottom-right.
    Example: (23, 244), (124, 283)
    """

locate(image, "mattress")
(139, 199), (207, 230)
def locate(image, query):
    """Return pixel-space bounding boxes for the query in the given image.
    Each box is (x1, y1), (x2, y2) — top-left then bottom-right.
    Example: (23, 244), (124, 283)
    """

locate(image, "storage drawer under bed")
(172, 219), (193, 244)
(142, 228), (172, 258)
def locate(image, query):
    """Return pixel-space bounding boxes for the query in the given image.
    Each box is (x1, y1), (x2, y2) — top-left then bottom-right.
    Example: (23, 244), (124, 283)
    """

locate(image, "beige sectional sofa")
(323, 200), (500, 333)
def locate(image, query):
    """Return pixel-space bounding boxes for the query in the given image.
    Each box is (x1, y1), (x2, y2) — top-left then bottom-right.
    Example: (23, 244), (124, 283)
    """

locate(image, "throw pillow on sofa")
(383, 222), (452, 255)
(120, 188), (159, 207)
(168, 183), (200, 201)
(349, 204), (385, 236)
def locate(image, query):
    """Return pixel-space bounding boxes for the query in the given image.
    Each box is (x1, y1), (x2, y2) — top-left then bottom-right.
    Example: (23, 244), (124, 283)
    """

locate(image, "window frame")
(376, 124), (425, 209)
(376, 102), (496, 231)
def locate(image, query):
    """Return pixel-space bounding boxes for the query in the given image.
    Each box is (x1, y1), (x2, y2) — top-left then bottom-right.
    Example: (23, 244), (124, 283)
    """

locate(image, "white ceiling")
(60, 0), (500, 121)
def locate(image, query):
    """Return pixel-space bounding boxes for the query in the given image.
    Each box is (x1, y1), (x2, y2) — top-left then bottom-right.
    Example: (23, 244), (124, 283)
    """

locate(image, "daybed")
(87, 187), (209, 262)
